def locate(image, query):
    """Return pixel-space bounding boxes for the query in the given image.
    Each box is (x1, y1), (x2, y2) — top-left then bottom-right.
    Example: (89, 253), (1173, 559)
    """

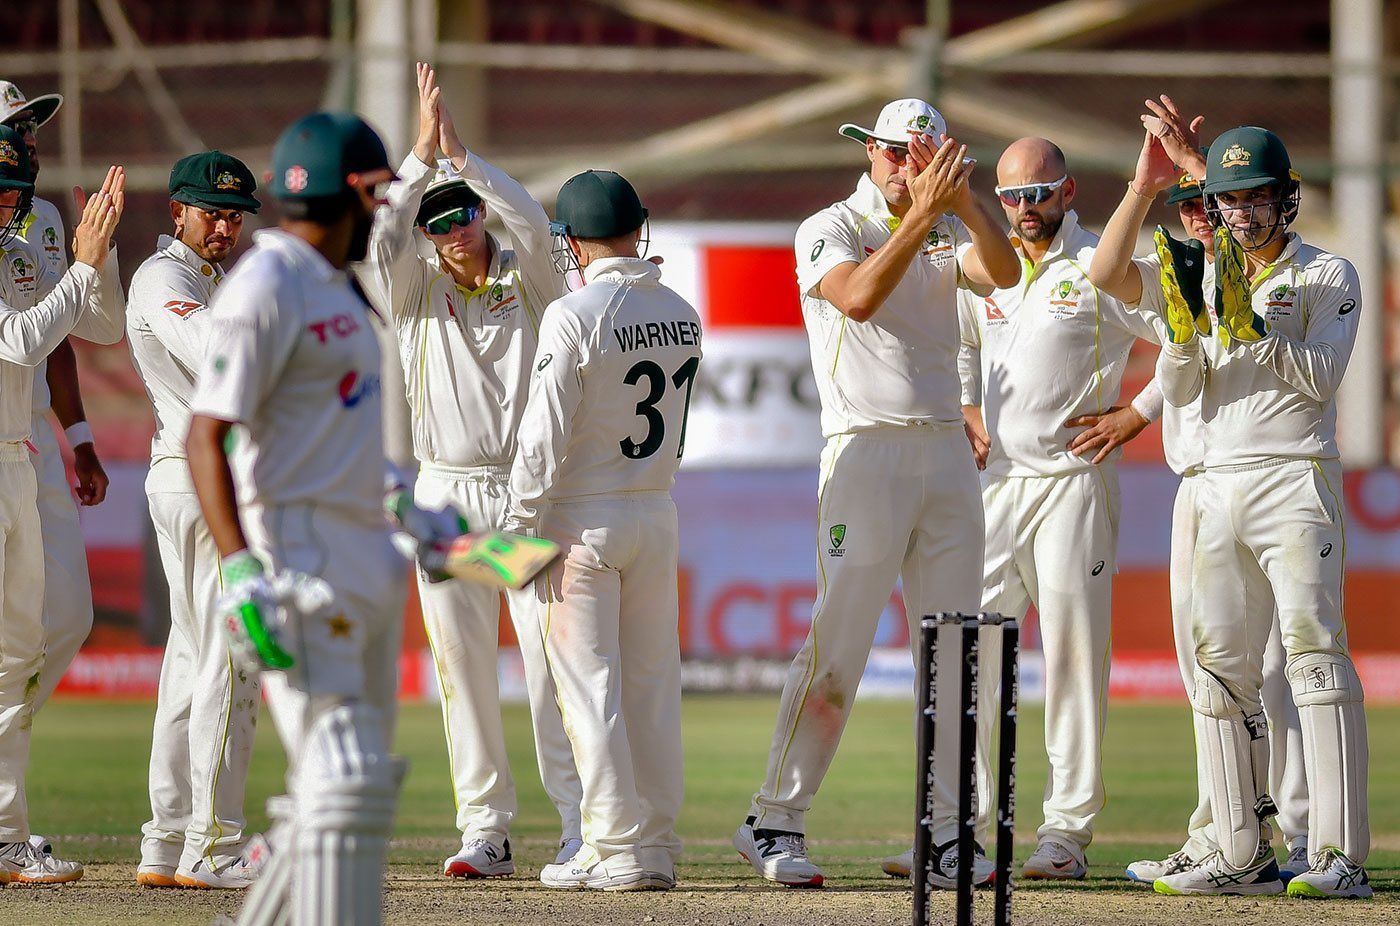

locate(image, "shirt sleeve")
(794, 209), (860, 299)
(1157, 335), (1205, 408)
(1246, 256), (1362, 403)
(1130, 377), (1164, 422)
(956, 288), (982, 406)
(454, 151), (562, 303)
(132, 257), (216, 371)
(0, 262), (98, 366)
(69, 247), (128, 345)
(356, 153), (434, 322)
(504, 303), (586, 532)
(189, 259), (302, 424)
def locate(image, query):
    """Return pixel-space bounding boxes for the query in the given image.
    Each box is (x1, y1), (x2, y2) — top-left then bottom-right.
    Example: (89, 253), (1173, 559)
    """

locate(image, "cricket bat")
(426, 530), (561, 590)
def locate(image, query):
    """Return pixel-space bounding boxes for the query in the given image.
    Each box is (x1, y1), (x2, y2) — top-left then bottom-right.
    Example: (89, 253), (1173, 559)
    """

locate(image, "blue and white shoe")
(1154, 845), (1283, 896)
(733, 818), (824, 888)
(1286, 849), (1372, 899)
(1126, 848), (1201, 884)
(1278, 841), (1308, 883)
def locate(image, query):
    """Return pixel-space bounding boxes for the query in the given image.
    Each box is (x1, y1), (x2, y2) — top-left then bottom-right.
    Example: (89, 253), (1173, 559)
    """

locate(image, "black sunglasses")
(424, 204), (482, 235)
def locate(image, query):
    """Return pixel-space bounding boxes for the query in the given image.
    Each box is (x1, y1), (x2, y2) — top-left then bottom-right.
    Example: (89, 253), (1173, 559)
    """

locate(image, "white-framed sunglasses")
(994, 174), (1068, 207)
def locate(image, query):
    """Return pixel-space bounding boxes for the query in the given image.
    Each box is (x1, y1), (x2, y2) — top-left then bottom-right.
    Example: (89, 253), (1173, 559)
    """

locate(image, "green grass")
(26, 696), (1400, 888)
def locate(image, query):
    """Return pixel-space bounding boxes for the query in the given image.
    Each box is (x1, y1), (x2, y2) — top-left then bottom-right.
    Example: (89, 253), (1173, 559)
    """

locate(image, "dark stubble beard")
(1018, 211), (1063, 244)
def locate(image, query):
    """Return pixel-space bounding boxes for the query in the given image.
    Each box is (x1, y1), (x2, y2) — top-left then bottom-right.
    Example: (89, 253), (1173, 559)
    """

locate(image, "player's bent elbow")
(834, 299), (878, 323)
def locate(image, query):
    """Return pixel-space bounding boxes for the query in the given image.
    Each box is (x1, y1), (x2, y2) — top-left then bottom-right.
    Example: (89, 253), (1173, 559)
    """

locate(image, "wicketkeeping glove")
(1152, 226), (1210, 344)
(217, 551), (295, 672)
(1213, 226), (1267, 345)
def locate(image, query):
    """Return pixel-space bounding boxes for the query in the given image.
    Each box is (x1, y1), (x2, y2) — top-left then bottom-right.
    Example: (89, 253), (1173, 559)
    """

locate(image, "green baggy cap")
(1204, 127), (1295, 195)
(169, 150), (261, 213)
(551, 170), (647, 239)
(270, 112), (392, 201)
(0, 125), (33, 194)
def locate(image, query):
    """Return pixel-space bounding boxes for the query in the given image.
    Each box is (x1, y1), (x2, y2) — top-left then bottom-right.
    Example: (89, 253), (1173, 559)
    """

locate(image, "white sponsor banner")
(683, 330), (824, 468)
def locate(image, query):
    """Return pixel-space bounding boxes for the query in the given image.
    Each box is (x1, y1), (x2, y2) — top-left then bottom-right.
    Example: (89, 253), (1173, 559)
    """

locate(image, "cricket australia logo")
(485, 280), (517, 320)
(9, 254), (35, 297)
(923, 224), (955, 269)
(827, 524), (846, 557)
(1220, 144), (1251, 168)
(2, 86), (20, 105)
(909, 113), (932, 133)
(1048, 278), (1080, 318)
(1264, 282), (1296, 324)
(42, 226), (58, 253)
(215, 170), (241, 191)
(0, 141), (18, 168)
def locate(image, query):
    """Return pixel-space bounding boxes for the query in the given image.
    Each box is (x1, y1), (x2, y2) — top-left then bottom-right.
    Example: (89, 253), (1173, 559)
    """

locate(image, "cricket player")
(0, 126), (125, 884)
(735, 99), (1019, 888)
(186, 112), (409, 926)
(1, 80), (112, 710)
(357, 64), (581, 878)
(501, 169), (700, 891)
(129, 151), (263, 888)
(957, 137), (1164, 880)
(1144, 122), (1369, 898)
(1086, 108), (1310, 885)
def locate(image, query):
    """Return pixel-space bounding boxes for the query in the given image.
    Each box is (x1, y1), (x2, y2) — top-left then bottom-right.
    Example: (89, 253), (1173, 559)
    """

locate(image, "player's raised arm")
(948, 157), (1019, 291)
(68, 165), (129, 344)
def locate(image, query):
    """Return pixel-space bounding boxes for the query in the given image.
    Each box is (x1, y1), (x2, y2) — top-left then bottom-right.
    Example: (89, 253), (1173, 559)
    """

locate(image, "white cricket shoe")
(733, 819), (824, 888)
(0, 837), (83, 884)
(1125, 847), (1203, 884)
(1279, 840), (1309, 883)
(541, 848), (652, 891)
(175, 855), (259, 889)
(1285, 849), (1372, 899)
(444, 837), (514, 878)
(881, 843), (995, 888)
(1022, 838), (1086, 880)
(555, 836), (584, 865)
(1154, 845), (1284, 896)
(137, 863), (179, 888)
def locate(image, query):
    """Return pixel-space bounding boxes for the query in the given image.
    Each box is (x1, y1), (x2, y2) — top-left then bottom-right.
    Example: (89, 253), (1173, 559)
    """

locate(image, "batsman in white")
(186, 113), (410, 926)
(1143, 120), (1370, 899)
(356, 63), (581, 878)
(128, 150), (264, 889)
(0, 126), (125, 884)
(501, 169), (700, 891)
(1087, 98), (1309, 885)
(958, 137), (1165, 881)
(1, 81), (115, 711)
(734, 99), (1019, 889)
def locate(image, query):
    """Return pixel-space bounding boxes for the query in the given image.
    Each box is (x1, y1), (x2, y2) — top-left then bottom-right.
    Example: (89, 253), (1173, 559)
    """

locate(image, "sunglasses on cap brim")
(994, 174), (1068, 207)
(423, 204), (482, 235)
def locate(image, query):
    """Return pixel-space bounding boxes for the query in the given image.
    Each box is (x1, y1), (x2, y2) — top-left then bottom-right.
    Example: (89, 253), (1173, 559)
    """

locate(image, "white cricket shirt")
(795, 173), (973, 437)
(958, 211), (1160, 477)
(128, 235), (224, 464)
(190, 229), (387, 528)
(21, 196), (67, 413)
(1157, 234), (1361, 468)
(356, 153), (563, 470)
(504, 257), (703, 531)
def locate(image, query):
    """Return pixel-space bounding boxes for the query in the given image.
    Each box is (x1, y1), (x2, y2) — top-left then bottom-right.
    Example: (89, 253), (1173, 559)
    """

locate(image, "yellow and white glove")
(1214, 226), (1268, 345)
(1152, 226), (1210, 344)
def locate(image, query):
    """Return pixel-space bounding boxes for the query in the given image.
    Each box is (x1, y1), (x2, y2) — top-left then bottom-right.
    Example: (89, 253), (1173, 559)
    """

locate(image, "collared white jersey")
(128, 235), (224, 463)
(21, 196), (67, 412)
(190, 229), (387, 528)
(957, 212), (1160, 477)
(1130, 252), (1214, 476)
(795, 173), (973, 437)
(505, 258), (702, 530)
(356, 152), (563, 470)
(1157, 234), (1360, 468)
(0, 235), (104, 441)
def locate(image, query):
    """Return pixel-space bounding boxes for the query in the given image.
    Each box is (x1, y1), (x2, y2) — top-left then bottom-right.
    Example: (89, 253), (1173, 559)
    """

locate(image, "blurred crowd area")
(0, 0), (1396, 464)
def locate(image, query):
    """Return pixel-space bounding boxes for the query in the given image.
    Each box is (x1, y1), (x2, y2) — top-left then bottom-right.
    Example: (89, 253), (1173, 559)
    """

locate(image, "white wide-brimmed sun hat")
(839, 98), (947, 146)
(0, 81), (63, 129)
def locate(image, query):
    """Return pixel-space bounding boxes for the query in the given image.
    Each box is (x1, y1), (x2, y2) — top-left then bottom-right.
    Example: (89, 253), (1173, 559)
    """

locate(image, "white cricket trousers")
(976, 467), (1117, 852)
(1192, 459), (1368, 864)
(29, 415), (94, 708)
(533, 493), (683, 871)
(1170, 470), (1307, 858)
(751, 425), (984, 844)
(0, 442), (45, 841)
(141, 458), (260, 870)
(414, 464), (581, 845)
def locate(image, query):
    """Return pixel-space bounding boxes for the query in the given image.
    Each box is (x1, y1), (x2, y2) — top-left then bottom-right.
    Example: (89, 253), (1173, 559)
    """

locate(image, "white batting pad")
(1192, 666), (1272, 868)
(1289, 653), (1370, 863)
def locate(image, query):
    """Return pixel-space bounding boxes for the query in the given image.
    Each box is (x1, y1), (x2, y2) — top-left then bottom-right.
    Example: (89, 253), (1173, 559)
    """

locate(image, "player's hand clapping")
(413, 61), (442, 166)
(904, 135), (971, 228)
(71, 166), (124, 270)
(1141, 94), (1205, 182)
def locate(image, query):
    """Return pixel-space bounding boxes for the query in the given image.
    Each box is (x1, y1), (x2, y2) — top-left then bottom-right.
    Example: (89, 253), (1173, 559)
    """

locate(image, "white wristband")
(64, 421), (94, 448)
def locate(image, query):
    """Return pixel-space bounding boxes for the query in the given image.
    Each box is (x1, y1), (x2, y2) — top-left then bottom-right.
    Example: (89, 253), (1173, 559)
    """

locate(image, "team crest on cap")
(1220, 144), (1251, 168)
(1177, 173), (1200, 190)
(284, 165), (309, 193)
(215, 170), (241, 191)
(910, 113), (931, 132)
(0, 141), (18, 168)
(2, 86), (20, 105)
